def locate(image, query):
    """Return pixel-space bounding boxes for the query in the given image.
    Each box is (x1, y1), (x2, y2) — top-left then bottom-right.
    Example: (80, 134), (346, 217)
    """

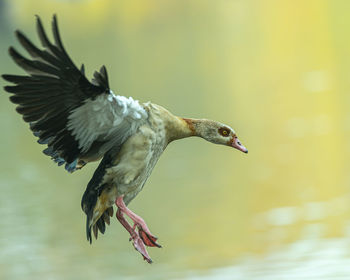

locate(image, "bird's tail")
(82, 182), (114, 244)
(82, 183), (116, 244)
(85, 206), (113, 243)
(81, 149), (116, 243)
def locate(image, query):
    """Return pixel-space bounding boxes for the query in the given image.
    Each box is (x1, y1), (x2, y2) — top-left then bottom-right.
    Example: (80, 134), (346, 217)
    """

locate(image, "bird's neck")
(145, 103), (206, 142)
(167, 117), (207, 142)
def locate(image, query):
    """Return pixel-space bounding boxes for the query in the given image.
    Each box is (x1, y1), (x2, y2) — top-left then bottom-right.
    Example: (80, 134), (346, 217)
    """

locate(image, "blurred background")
(1, 0), (350, 279)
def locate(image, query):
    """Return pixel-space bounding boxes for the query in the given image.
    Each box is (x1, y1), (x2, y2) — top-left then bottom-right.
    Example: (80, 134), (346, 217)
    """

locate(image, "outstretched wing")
(2, 15), (147, 172)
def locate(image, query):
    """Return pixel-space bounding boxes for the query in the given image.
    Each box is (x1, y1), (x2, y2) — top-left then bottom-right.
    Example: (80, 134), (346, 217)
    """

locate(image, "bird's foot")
(116, 196), (161, 247)
(136, 225), (161, 248)
(129, 231), (153, 263)
(128, 226), (161, 263)
(115, 197), (161, 263)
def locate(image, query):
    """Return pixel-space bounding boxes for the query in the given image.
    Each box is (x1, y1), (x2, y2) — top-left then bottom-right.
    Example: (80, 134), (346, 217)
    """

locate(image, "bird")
(2, 15), (248, 263)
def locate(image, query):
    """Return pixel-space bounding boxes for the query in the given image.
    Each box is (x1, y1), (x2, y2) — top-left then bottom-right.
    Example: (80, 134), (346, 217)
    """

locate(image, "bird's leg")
(115, 196), (161, 248)
(116, 208), (153, 263)
(116, 208), (137, 238)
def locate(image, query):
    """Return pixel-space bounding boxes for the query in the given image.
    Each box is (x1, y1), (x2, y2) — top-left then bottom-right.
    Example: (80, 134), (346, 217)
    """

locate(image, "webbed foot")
(115, 196), (161, 263)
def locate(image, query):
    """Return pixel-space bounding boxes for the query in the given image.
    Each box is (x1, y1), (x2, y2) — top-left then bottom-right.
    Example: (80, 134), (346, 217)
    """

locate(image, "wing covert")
(2, 15), (147, 172)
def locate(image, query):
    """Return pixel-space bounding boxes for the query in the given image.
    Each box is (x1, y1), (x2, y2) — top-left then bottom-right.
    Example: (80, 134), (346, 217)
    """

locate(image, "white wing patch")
(67, 91), (148, 153)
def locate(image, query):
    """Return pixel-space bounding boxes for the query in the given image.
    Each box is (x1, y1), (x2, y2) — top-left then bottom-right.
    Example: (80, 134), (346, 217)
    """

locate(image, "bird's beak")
(229, 137), (248, 153)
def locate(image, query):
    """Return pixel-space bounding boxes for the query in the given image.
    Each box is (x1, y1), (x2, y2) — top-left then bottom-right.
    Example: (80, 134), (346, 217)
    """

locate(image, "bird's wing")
(2, 15), (148, 172)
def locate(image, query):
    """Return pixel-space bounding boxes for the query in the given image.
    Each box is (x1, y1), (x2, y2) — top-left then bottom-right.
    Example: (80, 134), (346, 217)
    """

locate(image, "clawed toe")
(115, 196), (161, 263)
(131, 235), (153, 263)
(129, 228), (161, 263)
(138, 227), (162, 248)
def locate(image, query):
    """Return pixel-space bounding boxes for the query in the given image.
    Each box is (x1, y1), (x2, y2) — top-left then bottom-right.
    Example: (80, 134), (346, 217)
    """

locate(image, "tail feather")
(96, 218), (106, 234)
(93, 223), (98, 240)
(103, 211), (110, 225)
(86, 213), (93, 243)
(81, 148), (119, 243)
(85, 207), (113, 243)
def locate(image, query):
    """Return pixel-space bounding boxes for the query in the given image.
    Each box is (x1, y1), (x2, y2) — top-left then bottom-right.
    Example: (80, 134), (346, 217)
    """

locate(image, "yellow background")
(0, 0), (349, 279)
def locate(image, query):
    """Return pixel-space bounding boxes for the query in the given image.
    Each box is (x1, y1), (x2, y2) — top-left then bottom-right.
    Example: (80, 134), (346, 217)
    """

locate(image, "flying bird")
(2, 15), (248, 263)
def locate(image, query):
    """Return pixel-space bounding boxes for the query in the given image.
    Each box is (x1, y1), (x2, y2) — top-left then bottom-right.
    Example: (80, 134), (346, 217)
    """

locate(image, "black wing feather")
(9, 47), (61, 76)
(2, 15), (111, 171)
(16, 31), (63, 67)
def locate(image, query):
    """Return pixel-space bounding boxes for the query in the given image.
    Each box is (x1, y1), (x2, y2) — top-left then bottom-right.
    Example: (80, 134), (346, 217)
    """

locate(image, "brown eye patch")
(218, 127), (230, 137)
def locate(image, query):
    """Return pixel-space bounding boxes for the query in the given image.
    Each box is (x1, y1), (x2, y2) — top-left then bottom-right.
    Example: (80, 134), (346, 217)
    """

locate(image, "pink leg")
(116, 196), (154, 237)
(115, 196), (161, 263)
(116, 208), (153, 263)
(116, 208), (136, 238)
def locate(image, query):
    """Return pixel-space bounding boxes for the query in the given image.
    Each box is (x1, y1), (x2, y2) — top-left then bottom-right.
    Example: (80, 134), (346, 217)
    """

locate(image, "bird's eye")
(218, 127), (230, 137)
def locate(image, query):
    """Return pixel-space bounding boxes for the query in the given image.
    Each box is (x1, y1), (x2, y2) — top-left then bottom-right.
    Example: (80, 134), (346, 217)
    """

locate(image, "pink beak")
(231, 137), (248, 153)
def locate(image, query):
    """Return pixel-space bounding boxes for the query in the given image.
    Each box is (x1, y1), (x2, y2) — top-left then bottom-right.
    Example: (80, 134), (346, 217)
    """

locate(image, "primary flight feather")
(2, 15), (248, 263)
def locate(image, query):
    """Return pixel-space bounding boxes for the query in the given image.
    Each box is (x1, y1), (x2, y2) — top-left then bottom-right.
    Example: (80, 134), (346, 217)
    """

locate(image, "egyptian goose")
(2, 15), (248, 263)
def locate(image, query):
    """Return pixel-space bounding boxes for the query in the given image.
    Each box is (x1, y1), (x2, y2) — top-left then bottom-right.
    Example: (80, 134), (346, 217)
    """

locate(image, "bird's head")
(184, 119), (248, 153)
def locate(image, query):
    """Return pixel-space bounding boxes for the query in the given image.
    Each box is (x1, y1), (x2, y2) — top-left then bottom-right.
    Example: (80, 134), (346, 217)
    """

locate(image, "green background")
(0, 0), (349, 279)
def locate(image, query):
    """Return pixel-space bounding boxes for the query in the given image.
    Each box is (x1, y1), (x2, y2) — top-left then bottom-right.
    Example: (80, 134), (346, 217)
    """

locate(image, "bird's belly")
(103, 124), (166, 205)
(113, 148), (163, 205)
(120, 156), (161, 204)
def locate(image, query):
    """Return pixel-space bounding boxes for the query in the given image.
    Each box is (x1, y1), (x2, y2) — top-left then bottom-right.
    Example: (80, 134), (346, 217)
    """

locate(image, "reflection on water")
(1, 1), (350, 279)
(1, 179), (349, 279)
(181, 237), (350, 280)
